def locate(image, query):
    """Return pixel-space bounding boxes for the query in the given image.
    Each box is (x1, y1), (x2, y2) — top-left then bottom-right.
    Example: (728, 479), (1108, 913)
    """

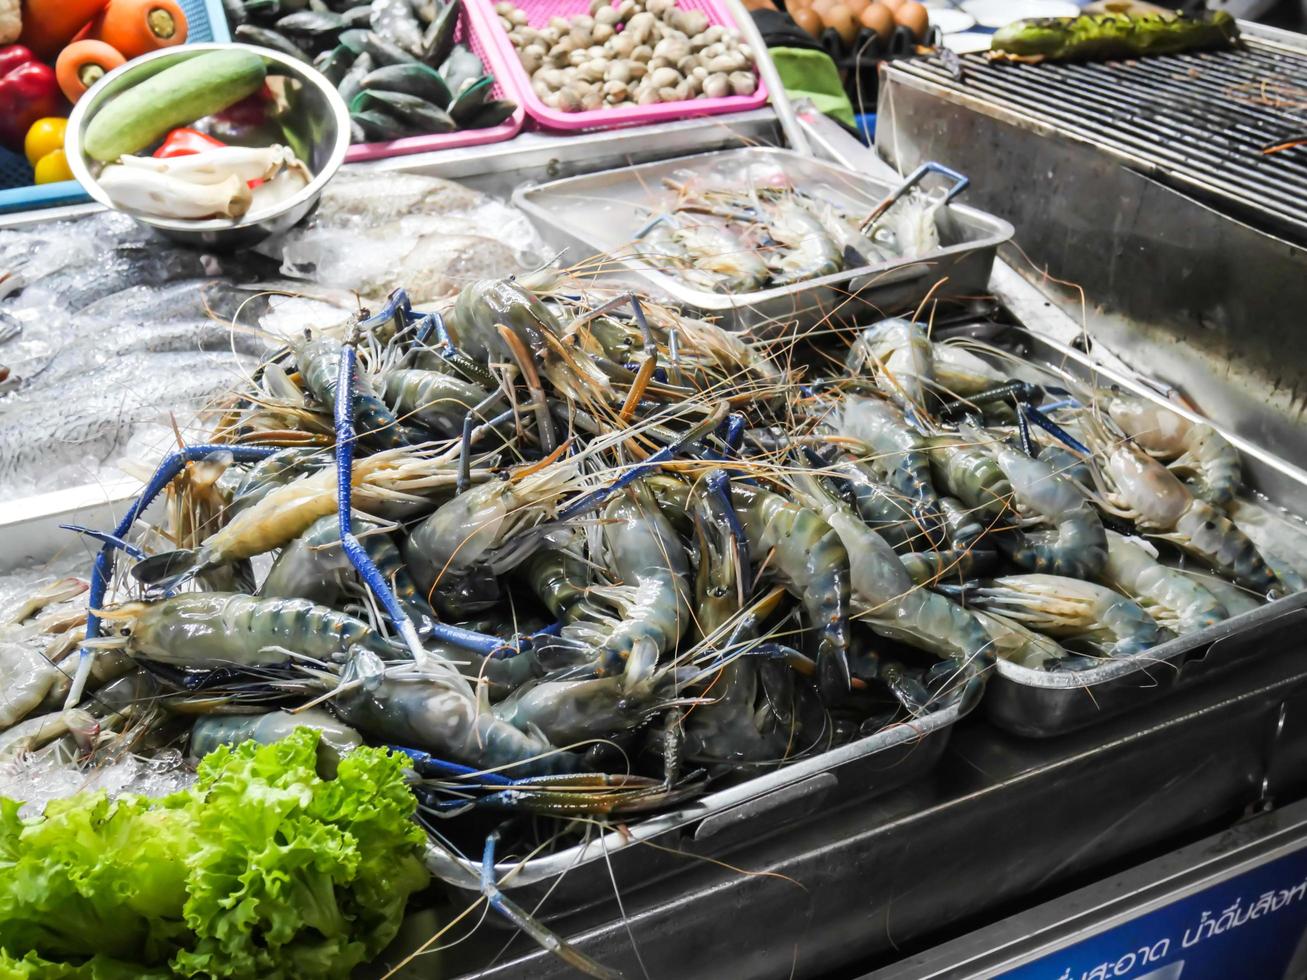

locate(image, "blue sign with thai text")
(1001, 845), (1307, 980)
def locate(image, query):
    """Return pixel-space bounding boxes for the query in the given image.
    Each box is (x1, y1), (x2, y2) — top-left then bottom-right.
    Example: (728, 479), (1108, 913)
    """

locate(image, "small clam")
(511, 9), (528, 24)
(550, 35), (574, 57)
(494, 1), (513, 14)
(568, 49), (588, 66)
(537, 66), (566, 87)
(647, 0), (674, 15)
(648, 55), (672, 71)
(728, 71), (756, 96)
(654, 36), (690, 61)
(499, 16), (513, 32)
(636, 87), (661, 105)
(701, 25), (725, 44)
(594, 22), (615, 42)
(677, 53), (698, 73)
(610, 33), (637, 57)
(628, 60), (647, 79)
(605, 60), (631, 82)
(570, 25), (593, 46)
(560, 88), (587, 111)
(702, 72), (730, 98)
(549, 15), (571, 32)
(686, 72), (702, 94)
(626, 11), (656, 43)
(532, 78), (552, 98)
(647, 65), (681, 88)
(704, 54), (738, 73)
(674, 9), (710, 35)
(691, 64), (707, 79)
(739, 43), (753, 60)
(617, 0), (637, 19)
(603, 79), (628, 101)
(520, 47), (544, 73)
(579, 58), (606, 82)
(701, 42), (723, 59)
(580, 86), (604, 109)
(594, 3), (620, 24)
(632, 43), (654, 61)
(590, 0), (609, 13)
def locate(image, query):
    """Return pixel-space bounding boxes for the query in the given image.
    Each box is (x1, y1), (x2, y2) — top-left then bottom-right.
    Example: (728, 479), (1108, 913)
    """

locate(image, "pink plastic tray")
(466, 0), (767, 132)
(345, 4), (525, 162)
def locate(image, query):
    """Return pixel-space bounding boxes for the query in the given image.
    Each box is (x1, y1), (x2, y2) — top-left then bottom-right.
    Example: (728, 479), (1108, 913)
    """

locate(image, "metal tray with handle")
(949, 319), (1307, 739)
(428, 694), (970, 915)
(511, 146), (1013, 332)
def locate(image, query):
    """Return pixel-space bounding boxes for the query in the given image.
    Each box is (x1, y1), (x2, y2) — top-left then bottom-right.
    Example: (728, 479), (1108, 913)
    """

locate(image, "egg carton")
(777, 0), (939, 108)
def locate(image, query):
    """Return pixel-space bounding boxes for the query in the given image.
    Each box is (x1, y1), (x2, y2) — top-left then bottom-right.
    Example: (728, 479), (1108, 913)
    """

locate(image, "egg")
(894, 0), (928, 38)
(823, 3), (858, 44)
(858, 2), (894, 42)
(811, 0), (836, 17)
(879, 0), (904, 12)
(792, 6), (823, 34)
(844, 0), (870, 17)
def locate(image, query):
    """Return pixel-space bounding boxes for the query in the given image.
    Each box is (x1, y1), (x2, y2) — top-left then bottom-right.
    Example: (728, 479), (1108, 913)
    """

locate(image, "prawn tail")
(129, 548), (208, 590)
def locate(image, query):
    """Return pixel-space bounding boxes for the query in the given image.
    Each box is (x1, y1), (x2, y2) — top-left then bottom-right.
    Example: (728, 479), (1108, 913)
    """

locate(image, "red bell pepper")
(0, 44), (35, 78)
(0, 46), (63, 152)
(151, 126), (265, 188)
(152, 127), (226, 158)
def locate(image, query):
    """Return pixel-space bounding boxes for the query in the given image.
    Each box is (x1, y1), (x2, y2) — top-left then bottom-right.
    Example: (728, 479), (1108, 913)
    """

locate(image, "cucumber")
(83, 50), (268, 162)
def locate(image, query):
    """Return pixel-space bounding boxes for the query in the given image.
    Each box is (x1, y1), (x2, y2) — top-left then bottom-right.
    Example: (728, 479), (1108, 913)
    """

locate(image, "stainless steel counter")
(406, 616), (1307, 979)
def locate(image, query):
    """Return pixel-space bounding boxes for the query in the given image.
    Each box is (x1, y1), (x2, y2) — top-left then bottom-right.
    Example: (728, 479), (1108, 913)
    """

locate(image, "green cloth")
(768, 46), (856, 128)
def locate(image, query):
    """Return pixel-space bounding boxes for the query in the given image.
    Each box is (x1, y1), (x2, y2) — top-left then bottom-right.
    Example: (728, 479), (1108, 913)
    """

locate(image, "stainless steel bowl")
(66, 43), (350, 249)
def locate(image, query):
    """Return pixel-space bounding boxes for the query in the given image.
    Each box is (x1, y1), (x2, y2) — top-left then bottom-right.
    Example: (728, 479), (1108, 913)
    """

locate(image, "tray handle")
(693, 771), (838, 842)
(861, 161), (971, 231)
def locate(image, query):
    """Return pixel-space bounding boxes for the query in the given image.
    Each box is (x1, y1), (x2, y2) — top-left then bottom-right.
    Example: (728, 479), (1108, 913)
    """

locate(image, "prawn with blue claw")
(7, 272), (1304, 977)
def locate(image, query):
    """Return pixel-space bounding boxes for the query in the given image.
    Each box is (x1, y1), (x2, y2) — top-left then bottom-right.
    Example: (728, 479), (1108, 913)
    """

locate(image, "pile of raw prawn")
(5, 274), (1307, 957)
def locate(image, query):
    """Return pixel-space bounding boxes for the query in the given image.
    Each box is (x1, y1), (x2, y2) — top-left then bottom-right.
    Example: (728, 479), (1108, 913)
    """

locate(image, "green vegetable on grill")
(989, 10), (1240, 63)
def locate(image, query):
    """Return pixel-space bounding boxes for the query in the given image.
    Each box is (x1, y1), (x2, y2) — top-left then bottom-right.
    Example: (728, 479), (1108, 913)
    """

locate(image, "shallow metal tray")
(511, 146), (1013, 332)
(429, 695), (968, 913)
(952, 321), (1307, 738)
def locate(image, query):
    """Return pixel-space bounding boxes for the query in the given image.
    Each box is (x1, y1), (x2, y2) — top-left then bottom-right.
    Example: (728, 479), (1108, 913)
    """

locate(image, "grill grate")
(890, 36), (1307, 240)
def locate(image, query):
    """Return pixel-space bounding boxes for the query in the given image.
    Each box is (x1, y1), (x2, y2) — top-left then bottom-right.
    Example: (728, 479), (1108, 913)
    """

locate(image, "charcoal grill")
(887, 29), (1307, 242)
(876, 22), (1307, 473)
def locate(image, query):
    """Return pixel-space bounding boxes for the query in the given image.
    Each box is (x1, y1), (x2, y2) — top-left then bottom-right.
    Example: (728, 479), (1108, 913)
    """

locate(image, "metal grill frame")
(887, 23), (1307, 242)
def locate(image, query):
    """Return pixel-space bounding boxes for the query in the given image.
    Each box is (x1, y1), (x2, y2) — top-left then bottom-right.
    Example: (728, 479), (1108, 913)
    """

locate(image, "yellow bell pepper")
(33, 147), (72, 184)
(24, 115), (66, 166)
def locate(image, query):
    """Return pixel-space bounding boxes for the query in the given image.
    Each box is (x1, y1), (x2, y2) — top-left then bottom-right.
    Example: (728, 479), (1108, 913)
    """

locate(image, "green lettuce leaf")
(0, 729), (429, 979)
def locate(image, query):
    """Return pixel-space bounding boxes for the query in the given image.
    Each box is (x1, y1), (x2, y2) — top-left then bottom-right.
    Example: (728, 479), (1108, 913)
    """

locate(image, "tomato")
(23, 116), (67, 166)
(33, 148), (73, 184)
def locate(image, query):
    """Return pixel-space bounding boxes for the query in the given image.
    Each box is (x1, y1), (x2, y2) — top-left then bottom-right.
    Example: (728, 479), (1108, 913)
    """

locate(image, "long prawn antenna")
(64, 443), (279, 709)
(480, 831), (626, 980)
(559, 401), (728, 520)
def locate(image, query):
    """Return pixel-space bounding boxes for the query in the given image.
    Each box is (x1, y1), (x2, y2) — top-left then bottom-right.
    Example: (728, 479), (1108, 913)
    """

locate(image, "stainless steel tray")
(950, 320), (1307, 738)
(429, 695), (968, 912)
(511, 146), (1013, 332)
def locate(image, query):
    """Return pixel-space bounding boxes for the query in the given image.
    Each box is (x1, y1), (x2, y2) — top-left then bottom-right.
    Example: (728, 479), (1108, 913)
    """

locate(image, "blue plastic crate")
(0, 0), (231, 215)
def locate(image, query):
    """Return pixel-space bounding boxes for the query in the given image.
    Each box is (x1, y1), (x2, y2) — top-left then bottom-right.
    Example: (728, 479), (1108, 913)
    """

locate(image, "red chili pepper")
(0, 59), (63, 152)
(0, 44), (36, 78)
(153, 127), (226, 158)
